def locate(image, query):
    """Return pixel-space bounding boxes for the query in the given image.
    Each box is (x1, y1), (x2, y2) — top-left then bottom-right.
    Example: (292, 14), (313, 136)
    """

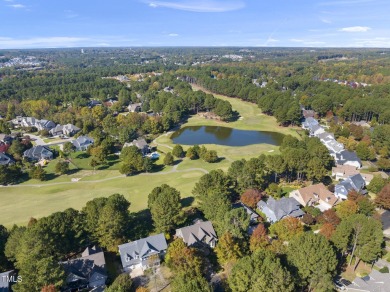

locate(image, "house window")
(125, 256), (130, 262)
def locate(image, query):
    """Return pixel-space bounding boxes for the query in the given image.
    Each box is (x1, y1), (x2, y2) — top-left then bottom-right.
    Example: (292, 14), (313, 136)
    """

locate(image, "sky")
(1, 0), (390, 49)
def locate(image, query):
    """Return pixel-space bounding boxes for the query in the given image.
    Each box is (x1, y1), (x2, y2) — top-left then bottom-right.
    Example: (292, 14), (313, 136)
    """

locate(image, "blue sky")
(1, 0), (389, 48)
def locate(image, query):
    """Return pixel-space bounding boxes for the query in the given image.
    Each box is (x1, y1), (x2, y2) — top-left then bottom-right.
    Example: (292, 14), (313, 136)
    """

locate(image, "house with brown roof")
(290, 183), (339, 211)
(332, 164), (360, 181)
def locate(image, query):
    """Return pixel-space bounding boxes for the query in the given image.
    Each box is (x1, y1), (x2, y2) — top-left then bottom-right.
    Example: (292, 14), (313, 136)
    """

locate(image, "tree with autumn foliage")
(249, 224), (269, 252)
(165, 238), (203, 276)
(215, 232), (246, 266)
(41, 285), (57, 292)
(240, 189), (262, 209)
(269, 217), (304, 242)
(317, 209), (340, 227)
(336, 199), (358, 219)
(319, 223), (336, 240)
(375, 183), (390, 209)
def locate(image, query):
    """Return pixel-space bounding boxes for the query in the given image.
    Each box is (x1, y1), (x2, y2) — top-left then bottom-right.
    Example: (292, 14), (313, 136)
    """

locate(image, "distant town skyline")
(1, 0), (390, 49)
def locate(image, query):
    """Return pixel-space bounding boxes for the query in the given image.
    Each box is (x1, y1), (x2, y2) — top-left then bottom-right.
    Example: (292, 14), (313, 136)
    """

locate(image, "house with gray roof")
(310, 124), (326, 137)
(72, 136), (94, 151)
(0, 153), (14, 166)
(16, 117), (55, 131)
(23, 145), (53, 161)
(125, 137), (150, 156)
(0, 270), (18, 292)
(118, 233), (168, 272)
(232, 202), (259, 224)
(302, 117), (319, 130)
(62, 245), (107, 291)
(334, 173), (366, 200)
(175, 220), (218, 248)
(128, 103), (142, 113)
(346, 269), (390, 292)
(49, 124), (80, 137)
(257, 196), (304, 223)
(335, 150), (362, 169)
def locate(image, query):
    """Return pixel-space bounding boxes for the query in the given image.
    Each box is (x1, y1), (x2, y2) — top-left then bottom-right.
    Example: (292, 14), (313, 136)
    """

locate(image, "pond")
(170, 126), (285, 147)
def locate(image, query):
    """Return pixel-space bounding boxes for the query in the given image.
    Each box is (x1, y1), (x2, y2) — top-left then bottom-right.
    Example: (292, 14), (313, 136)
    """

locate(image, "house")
(310, 124), (326, 137)
(0, 153), (15, 166)
(351, 121), (371, 128)
(11, 117), (55, 131)
(335, 150), (362, 169)
(334, 174), (366, 200)
(0, 134), (13, 145)
(302, 110), (316, 119)
(128, 103), (142, 113)
(290, 183), (338, 211)
(62, 246), (107, 291)
(72, 136), (94, 151)
(0, 270), (18, 292)
(118, 233), (168, 272)
(346, 269), (390, 291)
(232, 202), (259, 224)
(302, 117), (319, 130)
(88, 100), (102, 108)
(23, 145), (53, 161)
(125, 138), (150, 156)
(257, 196), (304, 223)
(175, 220), (218, 248)
(332, 164), (360, 181)
(50, 124), (80, 137)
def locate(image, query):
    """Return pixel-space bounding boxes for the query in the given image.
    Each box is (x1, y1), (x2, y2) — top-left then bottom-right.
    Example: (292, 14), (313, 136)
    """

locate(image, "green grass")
(0, 86), (300, 227)
(0, 169), (203, 227)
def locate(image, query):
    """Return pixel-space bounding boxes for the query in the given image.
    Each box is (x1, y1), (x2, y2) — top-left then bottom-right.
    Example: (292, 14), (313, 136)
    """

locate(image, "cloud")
(320, 0), (375, 6)
(290, 39), (304, 43)
(168, 33), (179, 37)
(8, 3), (25, 8)
(144, 0), (245, 12)
(0, 36), (88, 49)
(64, 10), (79, 19)
(339, 26), (371, 32)
(320, 18), (332, 24)
(353, 37), (390, 47)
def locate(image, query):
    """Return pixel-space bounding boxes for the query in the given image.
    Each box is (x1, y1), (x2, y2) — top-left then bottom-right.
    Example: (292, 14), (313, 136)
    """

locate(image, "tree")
(148, 184), (183, 233)
(5, 228), (65, 292)
(202, 150), (218, 163)
(356, 142), (375, 161)
(240, 189), (262, 209)
(215, 232), (246, 266)
(317, 209), (340, 227)
(288, 232), (337, 291)
(221, 208), (250, 239)
(336, 199), (358, 219)
(377, 158), (390, 171)
(119, 146), (144, 175)
(367, 176), (387, 194)
(0, 225), (9, 271)
(331, 214), (383, 268)
(171, 273), (212, 292)
(228, 250), (295, 292)
(54, 161), (69, 175)
(165, 239), (203, 276)
(96, 194), (131, 252)
(320, 223), (336, 240)
(29, 165), (47, 181)
(249, 224), (269, 252)
(193, 170), (235, 224)
(172, 144), (185, 158)
(82, 197), (108, 241)
(63, 142), (75, 155)
(106, 274), (132, 292)
(186, 146), (198, 160)
(265, 154), (286, 183)
(306, 157), (328, 181)
(163, 152), (174, 166)
(375, 183), (390, 209)
(269, 217), (303, 241)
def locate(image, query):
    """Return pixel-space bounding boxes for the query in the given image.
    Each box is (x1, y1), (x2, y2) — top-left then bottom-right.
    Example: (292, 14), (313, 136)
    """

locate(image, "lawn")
(0, 169), (203, 227)
(0, 86), (299, 226)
